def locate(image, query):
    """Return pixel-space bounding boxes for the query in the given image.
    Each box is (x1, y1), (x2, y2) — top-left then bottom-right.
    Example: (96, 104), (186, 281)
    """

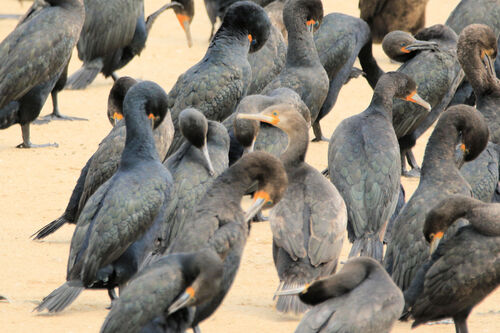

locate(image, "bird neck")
(285, 14), (321, 67)
(208, 26), (250, 59)
(121, 101), (159, 168)
(368, 87), (395, 120)
(461, 47), (500, 97)
(280, 118), (309, 170)
(420, 121), (460, 178)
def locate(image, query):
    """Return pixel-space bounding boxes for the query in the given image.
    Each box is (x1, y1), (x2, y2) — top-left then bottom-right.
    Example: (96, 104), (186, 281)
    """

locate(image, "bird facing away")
(34, 81), (175, 313)
(328, 72), (431, 262)
(359, 0), (429, 43)
(261, 0), (329, 142)
(275, 257), (404, 333)
(65, 0), (182, 90)
(31, 77), (174, 240)
(382, 25), (463, 177)
(405, 195), (500, 333)
(312, 12), (385, 142)
(165, 1), (271, 157)
(0, 0), (84, 148)
(166, 151), (288, 327)
(161, 108), (230, 250)
(100, 250), (224, 333)
(238, 104), (347, 314)
(384, 104), (489, 292)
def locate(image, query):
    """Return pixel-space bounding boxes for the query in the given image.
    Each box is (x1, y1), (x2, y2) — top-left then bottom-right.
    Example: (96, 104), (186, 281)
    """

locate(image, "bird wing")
(0, 5), (81, 108)
(359, 0), (387, 21)
(77, 0), (141, 61)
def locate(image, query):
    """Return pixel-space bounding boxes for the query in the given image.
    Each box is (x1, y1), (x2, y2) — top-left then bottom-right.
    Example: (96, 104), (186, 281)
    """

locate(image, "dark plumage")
(405, 195), (500, 333)
(238, 104), (347, 314)
(264, 0), (286, 41)
(100, 250), (223, 333)
(261, 0), (329, 142)
(457, 25), (500, 203)
(166, 151), (288, 327)
(34, 81), (175, 313)
(446, 0), (500, 37)
(166, 1), (271, 157)
(359, 0), (429, 44)
(225, 87), (310, 164)
(161, 108), (230, 249)
(382, 25), (463, 177)
(65, 0), (181, 90)
(328, 72), (430, 262)
(31, 77), (174, 240)
(384, 105), (489, 292)
(0, 0), (84, 147)
(313, 12), (384, 142)
(275, 257), (404, 333)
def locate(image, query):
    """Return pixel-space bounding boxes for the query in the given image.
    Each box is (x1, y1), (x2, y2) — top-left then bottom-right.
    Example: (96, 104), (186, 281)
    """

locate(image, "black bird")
(34, 81), (175, 313)
(238, 104), (347, 314)
(0, 0), (84, 148)
(172, 0), (194, 48)
(261, 0), (329, 142)
(100, 250), (224, 333)
(328, 72), (431, 262)
(31, 77), (174, 240)
(382, 25), (463, 177)
(166, 1), (271, 156)
(359, 0), (429, 44)
(225, 87), (310, 164)
(384, 104), (489, 292)
(275, 257), (404, 333)
(313, 12), (385, 142)
(166, 151), (288, 327)
(161, 108), (230, 249)
(405, 195), (500, 333)
(65, 0), (181, 90)
(457, 24), (500, 203)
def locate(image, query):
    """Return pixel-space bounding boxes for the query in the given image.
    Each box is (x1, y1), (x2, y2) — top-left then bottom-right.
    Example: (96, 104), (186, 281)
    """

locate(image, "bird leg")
(105, 288), (118, 310)
(455, 317), (469, 333)
(16, 124), (58, 148)
(192, 326), (202, 333)
(401, 149), (420, 178)
(311, 121), (329, 142)
(34, 90), (88, 123)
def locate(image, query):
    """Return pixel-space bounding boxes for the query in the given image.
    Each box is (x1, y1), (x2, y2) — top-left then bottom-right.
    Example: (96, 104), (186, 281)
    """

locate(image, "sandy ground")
(0, 0), (498, 332)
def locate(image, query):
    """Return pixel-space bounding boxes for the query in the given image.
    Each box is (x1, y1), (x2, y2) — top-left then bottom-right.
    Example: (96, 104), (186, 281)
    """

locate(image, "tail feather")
(349, 236), (384, 262)
(65, 59), (103, 90)
(34, 280), (84, 313)
(31, 216), (67, 240)
(275, 281), (311, 314)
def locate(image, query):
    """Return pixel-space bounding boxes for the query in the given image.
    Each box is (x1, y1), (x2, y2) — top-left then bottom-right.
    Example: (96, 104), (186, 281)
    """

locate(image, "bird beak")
(306, 19), (316, 33)
(274, 284), (309, 296)
(245, 190), (271, 222)
(481, 49), (496, 78)
(112, 112), (123, 126)
(405, 91), (431, 111)
(148, 113), (156, 129)
(168, 286), (195, 315)
(402, 41), (438, 53)
(201, 142), (215, 176)
(176, 14), (193, 48)
(243, 137), (257, 155)
(455, 143), (468, 169)
(429, 231), (444, 255)
(238, 113), (279, 125)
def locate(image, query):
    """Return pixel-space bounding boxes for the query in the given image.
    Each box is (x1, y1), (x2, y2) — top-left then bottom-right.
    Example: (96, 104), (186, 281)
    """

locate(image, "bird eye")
(251, 39), (257, 46)
(400, 43), (406, 47)
(314, 21), (319, 28)
(273, 112), (278, 116)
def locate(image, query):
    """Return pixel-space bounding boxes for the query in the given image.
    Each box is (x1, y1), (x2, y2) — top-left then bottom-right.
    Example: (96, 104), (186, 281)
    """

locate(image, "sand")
(0, 0), (498, 332)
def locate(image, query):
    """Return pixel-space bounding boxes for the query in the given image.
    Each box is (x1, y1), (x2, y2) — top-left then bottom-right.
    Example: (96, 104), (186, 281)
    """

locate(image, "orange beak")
(400, 46), (410, 53)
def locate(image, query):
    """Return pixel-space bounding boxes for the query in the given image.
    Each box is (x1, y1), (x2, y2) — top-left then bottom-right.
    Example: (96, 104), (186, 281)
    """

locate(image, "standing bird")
(382, 26), (463, 177)
(0, 0), (84, 148)
(328, 72), (431, 262)
(166, 151), (288, 328)
(238, 104), (347, 314)
(65, 0), (182, 90)
(31, 77), (174, 240)
(100, 250), (224, 333)
(457, 24), (500, 203)
(166, 1), (271, 156)
(405, 195), (500, 333)
(313, 12), (385, 142)
(359, 0), (429, 44)
(34, 82), (175, 313)
(261, 0), (329, 142)
(384, 105), (489, 292)
(161, 108), (230, 249)
(275, 257), (404, 333)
